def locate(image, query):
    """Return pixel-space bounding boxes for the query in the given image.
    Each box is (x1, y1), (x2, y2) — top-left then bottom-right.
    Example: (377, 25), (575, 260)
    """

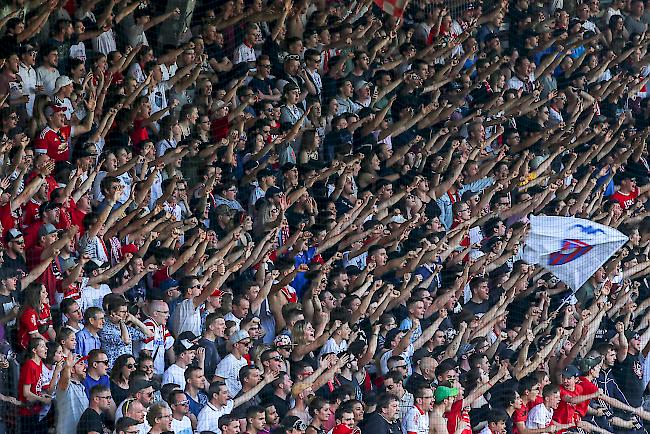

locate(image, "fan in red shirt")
(610, 174), (650, 210)
(17, 283), (55, 350)
(553, 365), (601, 434)
(513, 376), (543, 434)
(18, 337), (49, 422)
(34, 100), (96, 162)
(0, 166), (49, 239)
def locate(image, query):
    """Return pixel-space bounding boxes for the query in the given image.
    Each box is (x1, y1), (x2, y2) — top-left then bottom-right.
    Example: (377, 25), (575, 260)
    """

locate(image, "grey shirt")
(56, 380), (89, 434)
(625, 14), (647, 35)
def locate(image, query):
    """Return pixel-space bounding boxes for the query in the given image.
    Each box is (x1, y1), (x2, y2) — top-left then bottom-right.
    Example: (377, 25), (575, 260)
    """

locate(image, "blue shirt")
(82, 374), (109, 398)
(186, 390), (209, 417)
(292, 246), (318, 299)
(75, 328), (101, 357)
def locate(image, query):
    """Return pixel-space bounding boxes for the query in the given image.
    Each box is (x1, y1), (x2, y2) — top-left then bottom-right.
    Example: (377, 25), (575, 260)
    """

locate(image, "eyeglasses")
(95, 359), (109, 365)
(11, 239), (24, 244)
(238, 340), (252, 346)
(175, 400), (190, 406)
(126, 363), (136, 369)
(260, 63), (272, 68)
(394, 364), (407, 369)
(271, 356), (284, 362)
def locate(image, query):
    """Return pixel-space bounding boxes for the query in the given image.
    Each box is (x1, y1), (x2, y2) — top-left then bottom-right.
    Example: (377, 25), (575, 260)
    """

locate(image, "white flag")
(522, 215), (628, 291)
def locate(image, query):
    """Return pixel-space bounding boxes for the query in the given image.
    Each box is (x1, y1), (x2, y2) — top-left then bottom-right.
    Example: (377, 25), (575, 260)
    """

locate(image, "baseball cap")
(129, 379), (154, 395)
(562, 365), (581, 378)
(211, 289), (224, 297)
(0, 267), (19, 280)
(625, 330), (641, 341)
(274, 334), (293, 348)
(5, 228), (22, 242)
(53, 75), (73, 94)
(84, 260), (108, 273)
(38, 223), (58, 237)
(434, 386), (459, 403)
(578, 355), (603, 373)
(354, 80), (370, 91)
(160, 278), (179, 292)
(40, 201), (61, 216)
(412, 348), (433, 364)
(60, 258), (77, 274)
(265, 186), (283, 199)
(230, 329), (250, 344)
(174, 337), (200, 353)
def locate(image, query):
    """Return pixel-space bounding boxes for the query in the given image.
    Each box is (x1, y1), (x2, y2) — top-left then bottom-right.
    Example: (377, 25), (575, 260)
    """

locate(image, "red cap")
(211, 289), (224, 297)
(121, 244), (139, 255)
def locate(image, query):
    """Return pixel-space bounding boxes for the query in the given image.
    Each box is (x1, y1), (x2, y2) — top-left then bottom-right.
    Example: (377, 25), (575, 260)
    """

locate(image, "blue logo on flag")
(548, 239), (593, 266)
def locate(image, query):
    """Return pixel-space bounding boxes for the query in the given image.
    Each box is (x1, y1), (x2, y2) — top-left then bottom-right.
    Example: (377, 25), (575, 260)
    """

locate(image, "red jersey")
(446, 399), (472, 434)
(67, 199), (86, 235)
(131, 118), (149, 148)
(211, 116), (230, 141)
(576, 377), (598, 417)
(512, 406), (528, 434)
(21, 199), (41, 230)
(610, 187), (640, 210)
(26, 245), (63, 306)
(34, 125), (72, 162)
(18, 305), (52, 350)
(18, 359), (44, 416)
(152, 266), (171, 288)
(0, 203), (19, 239)
(554, 384), (583, 432)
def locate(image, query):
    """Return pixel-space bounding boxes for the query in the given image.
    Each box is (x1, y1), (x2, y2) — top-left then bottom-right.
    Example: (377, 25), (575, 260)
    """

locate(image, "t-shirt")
(526, 403), (553, 429)
(402, 405), (428, 434)
(34, 125), (73, 162)
(82, 374), (110, 398)
(170, 298), (202, 337)
(139, 317), (174, 375)
(171, 416), (193, 434)
(18, 358), (43, 416)
(576, 377), (598, 417)
(554, 385), (582, 427)
(446, 399), (472, 434)
(614, 352), (645, 406)
(18, 305), (52, 349)
(76, 407), (109, 434)
(610, 187), (640, 210)
(215, 353), (248, 397)
(163, 363), (187, 389)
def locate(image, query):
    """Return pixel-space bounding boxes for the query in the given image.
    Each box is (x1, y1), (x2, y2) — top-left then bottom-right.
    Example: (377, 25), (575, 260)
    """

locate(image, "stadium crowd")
(0, 0), (649, 432)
